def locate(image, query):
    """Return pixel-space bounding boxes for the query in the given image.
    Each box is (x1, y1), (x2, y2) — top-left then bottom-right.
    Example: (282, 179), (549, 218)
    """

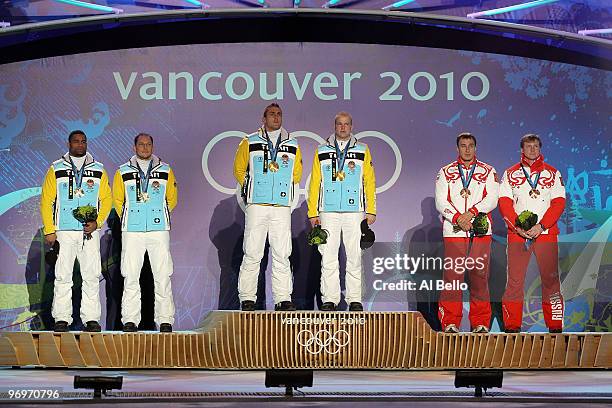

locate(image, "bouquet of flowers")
(515, 210), (538, 249)
(453, 212), (489, 235)
(307, 225), (329, 246)
(515, 210), (538, 231)
(72, 205), (98, 240)
(472, 212), (490, 236)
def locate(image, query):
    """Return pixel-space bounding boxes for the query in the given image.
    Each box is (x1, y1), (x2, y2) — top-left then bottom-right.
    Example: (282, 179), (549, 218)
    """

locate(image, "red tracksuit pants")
(438, 236), (491, 330)
(502, 233), (564, 331)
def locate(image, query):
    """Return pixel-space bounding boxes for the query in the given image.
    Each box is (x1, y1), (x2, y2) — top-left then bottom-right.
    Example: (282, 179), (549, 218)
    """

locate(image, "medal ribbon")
(137, 160), (153, 194)
(334, 139), (351, 173)
(521, 164), (540, 191)
(265, 130), (283, 164)
(457, 161), (476, 191)
(69, 156), (85, 191)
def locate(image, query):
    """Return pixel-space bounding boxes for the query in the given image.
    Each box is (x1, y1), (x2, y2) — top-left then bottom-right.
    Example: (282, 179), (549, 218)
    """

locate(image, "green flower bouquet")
(72, 205), (98, 240)
(307, 225), (329, 246)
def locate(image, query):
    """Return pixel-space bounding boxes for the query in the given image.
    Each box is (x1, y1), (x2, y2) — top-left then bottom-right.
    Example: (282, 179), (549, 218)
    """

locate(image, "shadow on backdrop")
(402, 197), (443, 331)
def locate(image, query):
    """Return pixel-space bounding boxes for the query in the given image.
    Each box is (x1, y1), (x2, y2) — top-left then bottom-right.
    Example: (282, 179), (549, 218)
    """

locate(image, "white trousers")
(319, 212), (364, 305)
(238, 204), (292, 304)
(52, 230), (102, 325)
(120, 231), (175, 326)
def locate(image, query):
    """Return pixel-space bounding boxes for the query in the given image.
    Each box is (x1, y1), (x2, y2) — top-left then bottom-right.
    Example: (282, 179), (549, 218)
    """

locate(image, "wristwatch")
(538, 223), (546, 230)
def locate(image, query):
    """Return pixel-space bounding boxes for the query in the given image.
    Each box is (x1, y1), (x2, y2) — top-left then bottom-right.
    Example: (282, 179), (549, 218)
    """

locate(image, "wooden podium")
(0, 311), (609, 369)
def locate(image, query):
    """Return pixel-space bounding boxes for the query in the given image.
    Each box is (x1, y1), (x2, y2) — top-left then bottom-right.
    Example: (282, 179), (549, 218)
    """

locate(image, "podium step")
(0, 311), (609, 369)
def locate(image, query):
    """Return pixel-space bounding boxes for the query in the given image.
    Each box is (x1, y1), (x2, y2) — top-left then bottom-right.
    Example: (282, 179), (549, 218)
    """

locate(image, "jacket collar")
(520, 153), (544, 172)
(455, 156), (478, 169)
(62, 152), (95, 167)
(326, 134), (357, 149)
(258, 127), (290, 143)
(129, 154), (161, 170)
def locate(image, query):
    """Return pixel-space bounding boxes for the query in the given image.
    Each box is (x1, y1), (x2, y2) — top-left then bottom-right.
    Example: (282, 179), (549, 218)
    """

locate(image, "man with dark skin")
(40, 130), (112, 332)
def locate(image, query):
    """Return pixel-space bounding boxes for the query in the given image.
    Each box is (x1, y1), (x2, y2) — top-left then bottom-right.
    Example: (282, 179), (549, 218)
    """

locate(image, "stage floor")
(0, 368), (610, 406)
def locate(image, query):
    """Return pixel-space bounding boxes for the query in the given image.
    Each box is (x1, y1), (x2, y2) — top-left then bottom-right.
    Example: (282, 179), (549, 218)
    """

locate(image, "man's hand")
(309, 217), (320, 228)
(44, 233), (57, 246)
(515, 227), (531, 240)
(526, 224), (544, 239)
(456, 211), (473, 232)
(83, 221), (98, 235)
(365, 214), (376, 225)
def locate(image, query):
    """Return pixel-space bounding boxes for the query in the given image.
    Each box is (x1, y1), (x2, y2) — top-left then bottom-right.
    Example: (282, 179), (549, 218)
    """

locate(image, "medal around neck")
(268, 161), (280, 172)
(336, 171), (346, 181)
(138, 192), (150, 202)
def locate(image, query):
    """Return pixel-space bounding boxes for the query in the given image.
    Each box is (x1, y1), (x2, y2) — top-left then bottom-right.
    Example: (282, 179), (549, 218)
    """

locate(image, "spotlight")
(454, 370), (503, 397)
(73, 376), (123, 399)
(265, 369), (313, 396)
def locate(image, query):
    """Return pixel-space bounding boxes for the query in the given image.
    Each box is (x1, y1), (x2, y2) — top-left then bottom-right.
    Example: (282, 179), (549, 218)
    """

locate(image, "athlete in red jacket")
(499, 134), (566, 333)
(435, 133), (499, 333)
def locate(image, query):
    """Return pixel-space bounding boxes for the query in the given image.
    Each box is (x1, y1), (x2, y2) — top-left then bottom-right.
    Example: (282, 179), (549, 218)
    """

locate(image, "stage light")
(578, 28), (612, 36)
(322, 0), (341, 8)
(183, 0), (211, 7)
(382, 0), (417, 11)
(53, 0), (124, 13)
(454, 370), (503, 397)
(73, 376), (123, 399)
(467, 0), (559, 19)
(265, 369), (313, 397)
(0, 22), (10, 28)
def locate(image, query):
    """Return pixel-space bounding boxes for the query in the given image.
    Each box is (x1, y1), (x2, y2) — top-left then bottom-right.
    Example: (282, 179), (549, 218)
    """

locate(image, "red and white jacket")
(499, 154), (566, 235)
(435, 158), (499, 238)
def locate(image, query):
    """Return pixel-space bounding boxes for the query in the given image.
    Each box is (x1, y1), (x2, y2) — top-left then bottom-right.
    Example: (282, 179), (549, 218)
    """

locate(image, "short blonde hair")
(334, 111), (352, 125)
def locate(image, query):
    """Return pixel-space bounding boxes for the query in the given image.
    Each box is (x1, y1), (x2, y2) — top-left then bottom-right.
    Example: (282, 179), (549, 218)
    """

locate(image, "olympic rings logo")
(296, 329), (350, 355)
(201, 130), (402, 211)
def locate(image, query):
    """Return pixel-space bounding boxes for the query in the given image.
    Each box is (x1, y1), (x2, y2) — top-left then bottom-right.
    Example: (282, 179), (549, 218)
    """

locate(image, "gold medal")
(336, 171), (345, 181)
(74, 188), (85, 197)
(529, 188), (540, 198)
(268, 161), (279, 172)
(460, 188), (470, 198)
(139, 192), (150, 202)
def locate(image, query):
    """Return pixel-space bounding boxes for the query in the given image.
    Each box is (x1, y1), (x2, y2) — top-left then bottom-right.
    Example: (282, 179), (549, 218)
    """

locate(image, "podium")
(0, 311), (609, 369)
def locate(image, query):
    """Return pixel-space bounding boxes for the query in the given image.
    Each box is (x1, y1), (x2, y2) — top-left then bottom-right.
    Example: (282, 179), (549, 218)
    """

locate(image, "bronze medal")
(529, 188), (540, 198)
(268, 161), (279, 172)
(460, 188), (470, 198)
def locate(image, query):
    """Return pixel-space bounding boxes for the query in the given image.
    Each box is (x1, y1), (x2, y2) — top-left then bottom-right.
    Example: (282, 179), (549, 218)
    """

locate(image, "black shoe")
(549, 328), (562, 334)
(123, 322), (137, 333)
(241, 300), (256, 311)
(320, 302), (336, 311)
(275, 301), (296, 311)
(53, 320), (69, 332)
(84, 321), (101, 332)
(504, 328), (520, 333)
(159, 323), (172, 333)
(349, 302), (364, 311)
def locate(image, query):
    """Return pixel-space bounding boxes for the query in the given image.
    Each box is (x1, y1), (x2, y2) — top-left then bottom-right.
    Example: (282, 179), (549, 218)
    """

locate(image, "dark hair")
(520, 133), (542, 148)
(68, 130), (86, 143)
(134, 133), (154, 146)
(456, 132), (477, 147)
(263, 103), (281, 118)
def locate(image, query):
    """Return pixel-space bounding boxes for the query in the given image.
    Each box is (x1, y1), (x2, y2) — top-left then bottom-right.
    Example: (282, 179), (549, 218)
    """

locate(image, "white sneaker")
(472, 325), (489, 334)
(444, 324), (459, 333)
